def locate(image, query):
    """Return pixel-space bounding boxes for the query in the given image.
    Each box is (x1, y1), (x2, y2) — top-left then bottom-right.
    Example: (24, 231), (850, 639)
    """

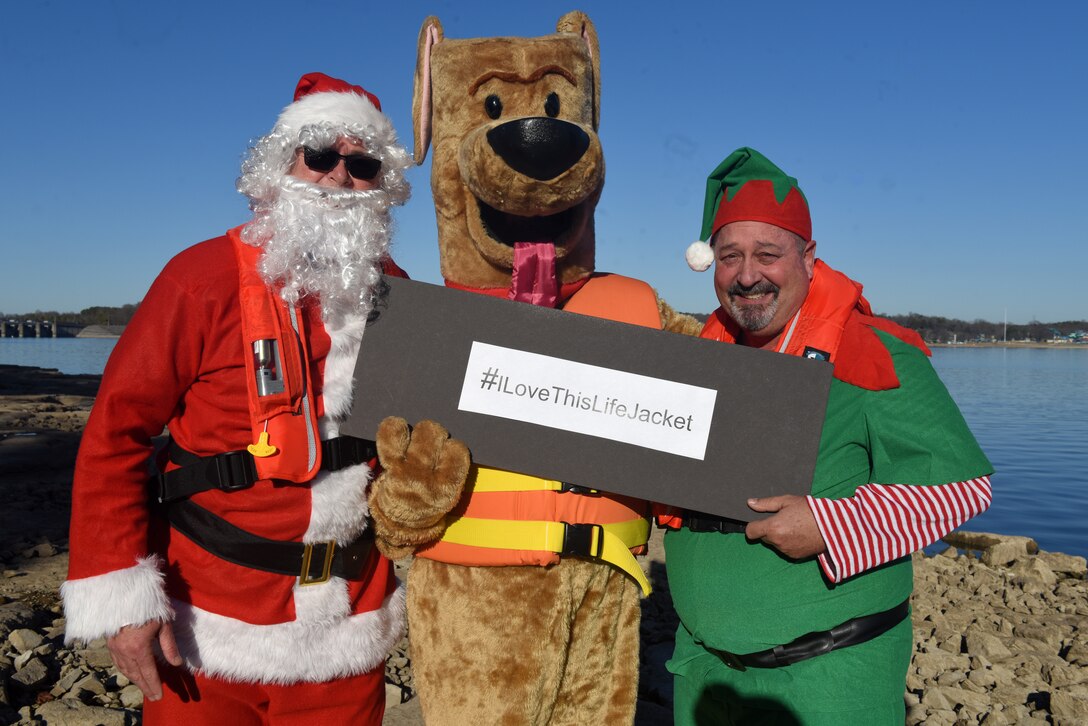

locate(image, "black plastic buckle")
(213, 450), (258, 492)
(561, 522), (603, 559)
(684, 514), (722, 533)
(559, 482), (599, 495)
(685, 512), (747, 534)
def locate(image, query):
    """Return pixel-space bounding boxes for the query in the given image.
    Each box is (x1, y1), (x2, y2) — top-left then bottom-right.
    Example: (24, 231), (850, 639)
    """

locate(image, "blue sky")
(2, 1), (1085, 323)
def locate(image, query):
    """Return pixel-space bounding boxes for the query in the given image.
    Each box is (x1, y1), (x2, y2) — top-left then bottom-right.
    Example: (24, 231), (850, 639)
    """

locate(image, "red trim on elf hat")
(711, 179), (812, 242)
(293, 72), (382, 111)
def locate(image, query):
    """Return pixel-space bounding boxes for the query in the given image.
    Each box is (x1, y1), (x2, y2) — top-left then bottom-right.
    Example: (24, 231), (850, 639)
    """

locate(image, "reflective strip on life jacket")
(441, 516), (652, 596)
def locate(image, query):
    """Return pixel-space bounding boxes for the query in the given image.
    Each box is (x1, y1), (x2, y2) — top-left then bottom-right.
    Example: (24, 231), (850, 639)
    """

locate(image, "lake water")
(0, 337), (118, 375)
(2, 339), (1086, 558)
(928, 347), (1088, 560)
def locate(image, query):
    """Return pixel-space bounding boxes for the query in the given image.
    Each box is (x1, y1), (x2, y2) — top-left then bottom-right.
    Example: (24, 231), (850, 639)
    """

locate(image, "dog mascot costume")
(369, 12), (700, 725)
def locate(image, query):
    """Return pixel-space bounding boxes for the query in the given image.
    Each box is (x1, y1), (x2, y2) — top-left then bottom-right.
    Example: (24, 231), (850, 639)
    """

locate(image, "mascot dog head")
(413, 12), (602, 290)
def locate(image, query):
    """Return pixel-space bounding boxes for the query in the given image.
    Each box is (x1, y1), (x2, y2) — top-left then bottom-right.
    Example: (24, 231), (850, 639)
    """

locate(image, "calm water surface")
(0, 337), (118, 375)
(930, 347), (1088, 559)
(2, 340), (1085, 557)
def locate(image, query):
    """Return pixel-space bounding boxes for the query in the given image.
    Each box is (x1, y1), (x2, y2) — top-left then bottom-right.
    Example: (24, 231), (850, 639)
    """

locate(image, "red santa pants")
(143, 664), (386, 725)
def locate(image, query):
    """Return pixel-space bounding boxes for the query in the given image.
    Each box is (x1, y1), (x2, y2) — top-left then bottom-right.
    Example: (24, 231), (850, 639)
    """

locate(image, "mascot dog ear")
(412, 15), (444, 165)
(412, 12), (600, 165)
(555, 11), (600, 131)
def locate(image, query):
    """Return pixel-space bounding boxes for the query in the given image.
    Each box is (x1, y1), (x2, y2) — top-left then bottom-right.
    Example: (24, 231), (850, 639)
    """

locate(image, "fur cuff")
(61, 556), (173, 644)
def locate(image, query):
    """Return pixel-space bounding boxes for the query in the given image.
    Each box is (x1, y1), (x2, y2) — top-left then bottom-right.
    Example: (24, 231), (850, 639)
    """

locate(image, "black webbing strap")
(166, 499), (373, 583)
(708, 598), (911, 670)
(683, 510), (749, 534)
(153, 436), (377, 503)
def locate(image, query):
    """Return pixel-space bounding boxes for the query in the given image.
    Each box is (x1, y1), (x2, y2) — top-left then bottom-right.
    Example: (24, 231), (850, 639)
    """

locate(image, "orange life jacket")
(655, 259), (932, 530)
(229, 227), (323, 483)
(415, 274), (663, 594)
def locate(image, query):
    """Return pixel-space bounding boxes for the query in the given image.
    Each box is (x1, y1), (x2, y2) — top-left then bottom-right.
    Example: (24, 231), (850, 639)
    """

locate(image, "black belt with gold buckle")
(165, 499), (373, 586)
(708, 599), (910, 670)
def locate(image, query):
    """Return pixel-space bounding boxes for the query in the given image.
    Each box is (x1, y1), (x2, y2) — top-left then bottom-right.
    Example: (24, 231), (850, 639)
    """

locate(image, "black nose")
(486, 117), (590, 181)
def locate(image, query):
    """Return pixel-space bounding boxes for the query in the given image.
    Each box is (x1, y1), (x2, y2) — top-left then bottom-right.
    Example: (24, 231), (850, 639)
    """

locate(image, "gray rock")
(943, 531), (1039, 566)
(10, 656), (48, 689)
(8, 627), (45, 653)
(50, 666), (85, 697)
(34, 697), (131, 726)
(77, 646), (115, 669)
(1011, 558), (1059, 590)
(964, 627), (1013, 659)
(72, 673), (106, 696)
(1039, 552), (1087, 578)
(118, 684), (143, 709)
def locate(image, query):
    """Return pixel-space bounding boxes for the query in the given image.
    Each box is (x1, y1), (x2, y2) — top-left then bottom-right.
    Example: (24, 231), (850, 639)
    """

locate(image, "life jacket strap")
(440, 516), (652, 596)
(153, 436), (376, 503)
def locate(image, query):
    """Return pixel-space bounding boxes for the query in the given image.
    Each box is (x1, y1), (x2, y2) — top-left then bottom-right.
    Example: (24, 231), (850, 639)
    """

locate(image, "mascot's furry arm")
(369, 417), (470, 560)
(657, 295), (705, 337)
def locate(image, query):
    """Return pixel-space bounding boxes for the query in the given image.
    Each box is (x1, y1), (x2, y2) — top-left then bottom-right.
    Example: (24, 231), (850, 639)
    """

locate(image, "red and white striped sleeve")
(806, 476), (992, 583)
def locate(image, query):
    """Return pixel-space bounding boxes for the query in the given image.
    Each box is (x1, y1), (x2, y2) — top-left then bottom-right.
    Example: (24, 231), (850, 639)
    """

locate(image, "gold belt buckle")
(299, 541), (336, 586)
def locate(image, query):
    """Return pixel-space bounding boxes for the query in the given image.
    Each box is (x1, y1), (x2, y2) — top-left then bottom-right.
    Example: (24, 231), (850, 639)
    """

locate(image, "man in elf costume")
(61, 73), (468, 723)
(671, 147), (993, 724)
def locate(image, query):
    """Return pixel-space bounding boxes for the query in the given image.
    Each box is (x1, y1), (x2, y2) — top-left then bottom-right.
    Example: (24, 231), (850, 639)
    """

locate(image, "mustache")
(727, 281), (779, 297)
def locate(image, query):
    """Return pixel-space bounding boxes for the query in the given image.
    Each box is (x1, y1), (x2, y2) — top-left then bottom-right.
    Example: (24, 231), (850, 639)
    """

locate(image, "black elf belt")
(708, 599), (910, 670)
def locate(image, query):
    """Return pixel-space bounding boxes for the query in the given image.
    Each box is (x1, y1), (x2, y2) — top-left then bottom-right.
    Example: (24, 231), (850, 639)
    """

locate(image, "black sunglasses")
(301, 147), (382, 181)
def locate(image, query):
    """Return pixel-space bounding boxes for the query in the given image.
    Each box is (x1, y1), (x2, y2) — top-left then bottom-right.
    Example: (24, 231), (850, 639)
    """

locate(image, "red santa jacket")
(62, 228), (403, 684)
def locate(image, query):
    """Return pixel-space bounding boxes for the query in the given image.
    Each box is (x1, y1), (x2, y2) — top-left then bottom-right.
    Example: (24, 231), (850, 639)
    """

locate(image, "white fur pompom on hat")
(686, 240), (714, 272)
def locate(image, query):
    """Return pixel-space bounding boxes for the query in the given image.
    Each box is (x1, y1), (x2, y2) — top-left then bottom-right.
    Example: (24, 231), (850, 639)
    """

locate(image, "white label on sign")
(457, 342), (717, 460)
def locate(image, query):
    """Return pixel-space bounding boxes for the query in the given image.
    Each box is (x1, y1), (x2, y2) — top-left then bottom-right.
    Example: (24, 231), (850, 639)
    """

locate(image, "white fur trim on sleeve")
(686, 240), (714, 271)
(61, 555), (173, 644)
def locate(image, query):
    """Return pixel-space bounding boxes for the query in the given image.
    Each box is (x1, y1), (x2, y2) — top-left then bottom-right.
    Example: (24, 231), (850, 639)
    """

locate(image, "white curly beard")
(242, 176), (394, 328)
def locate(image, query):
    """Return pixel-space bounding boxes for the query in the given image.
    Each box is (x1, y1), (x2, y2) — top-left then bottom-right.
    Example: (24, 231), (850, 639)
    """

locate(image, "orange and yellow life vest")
(416, 274), (663, 595)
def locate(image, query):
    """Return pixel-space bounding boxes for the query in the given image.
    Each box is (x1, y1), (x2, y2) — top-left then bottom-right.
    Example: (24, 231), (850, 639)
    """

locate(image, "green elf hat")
(685, 147), (811, 271)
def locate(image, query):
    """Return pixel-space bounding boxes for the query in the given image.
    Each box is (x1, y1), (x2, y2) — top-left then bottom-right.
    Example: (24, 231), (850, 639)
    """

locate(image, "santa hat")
(274, 72), (390, 140)
(685, 147), (811, 271)
(238, 72), (409, 206)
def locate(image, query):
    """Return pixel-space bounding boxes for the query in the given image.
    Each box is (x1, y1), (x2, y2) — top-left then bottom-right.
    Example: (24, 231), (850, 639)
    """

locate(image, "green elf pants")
(668, 616), (912, 726)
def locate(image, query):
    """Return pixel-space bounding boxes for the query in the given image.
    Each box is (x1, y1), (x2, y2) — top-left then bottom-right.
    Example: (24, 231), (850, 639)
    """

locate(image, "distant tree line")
(3, 303), (1084, 343)
(880, 314), (1087, 344)
(686, 311), (1085, 344)
(1, 304), (139, 327)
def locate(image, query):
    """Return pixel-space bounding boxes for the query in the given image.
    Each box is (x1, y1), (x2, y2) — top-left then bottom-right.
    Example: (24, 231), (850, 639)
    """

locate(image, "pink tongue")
(509, 242), (558, 307)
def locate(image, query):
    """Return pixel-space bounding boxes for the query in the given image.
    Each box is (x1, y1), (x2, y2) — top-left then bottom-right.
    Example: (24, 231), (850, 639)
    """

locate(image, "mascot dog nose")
(486, 118), (590, 181)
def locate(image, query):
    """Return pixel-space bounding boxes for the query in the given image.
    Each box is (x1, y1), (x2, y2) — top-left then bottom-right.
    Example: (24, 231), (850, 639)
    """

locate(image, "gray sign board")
(343, 276), (831, 522)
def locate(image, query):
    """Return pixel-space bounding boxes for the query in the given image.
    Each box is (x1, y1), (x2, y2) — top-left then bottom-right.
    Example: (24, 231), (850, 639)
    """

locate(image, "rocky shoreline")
(1, 364), (1085, 724)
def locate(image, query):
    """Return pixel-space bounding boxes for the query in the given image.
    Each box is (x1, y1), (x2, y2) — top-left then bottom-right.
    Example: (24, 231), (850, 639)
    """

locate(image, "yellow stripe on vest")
(470, 466), (598, 493)
(441, 516), (652, 596)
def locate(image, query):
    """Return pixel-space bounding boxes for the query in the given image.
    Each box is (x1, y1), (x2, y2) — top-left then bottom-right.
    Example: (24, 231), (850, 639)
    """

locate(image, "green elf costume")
(668, 148), (993, 725)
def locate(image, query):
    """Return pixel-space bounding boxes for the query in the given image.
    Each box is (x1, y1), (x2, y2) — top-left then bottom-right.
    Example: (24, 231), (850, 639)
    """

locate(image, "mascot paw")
(369, 417), (470, 553)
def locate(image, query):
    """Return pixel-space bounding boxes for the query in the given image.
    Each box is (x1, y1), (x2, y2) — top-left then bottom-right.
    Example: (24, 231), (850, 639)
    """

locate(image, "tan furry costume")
(374, 13), (700, 725)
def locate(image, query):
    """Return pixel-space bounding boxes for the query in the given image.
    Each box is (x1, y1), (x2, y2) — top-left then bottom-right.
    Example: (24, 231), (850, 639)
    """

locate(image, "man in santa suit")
(61, 72), (467, 723)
